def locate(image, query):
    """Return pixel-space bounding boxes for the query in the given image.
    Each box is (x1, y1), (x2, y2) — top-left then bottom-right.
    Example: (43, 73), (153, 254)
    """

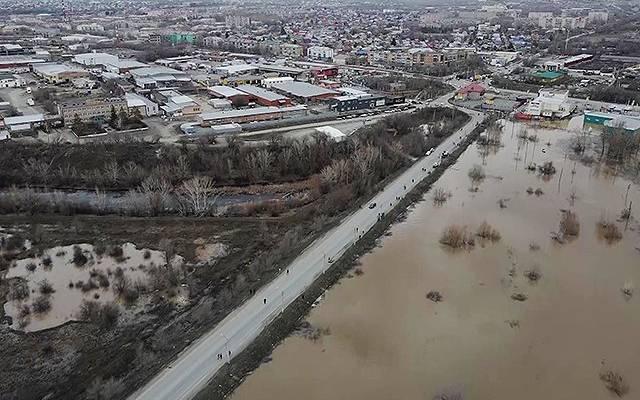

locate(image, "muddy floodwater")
(3, 243), (166, 332)
(231, 119), (640, 400)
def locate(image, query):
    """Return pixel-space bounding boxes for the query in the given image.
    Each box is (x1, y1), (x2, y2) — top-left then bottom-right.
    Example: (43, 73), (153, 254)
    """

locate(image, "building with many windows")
(307, 46), (334, 61)
(58, 97), (128, 123)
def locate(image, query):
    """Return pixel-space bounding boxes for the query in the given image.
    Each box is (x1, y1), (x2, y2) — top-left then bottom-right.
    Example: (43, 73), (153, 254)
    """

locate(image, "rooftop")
(209, 85), (247, 98)
(236, 85), (289, 102)
(270, 81), (338, 98)
(200, 105), (306, 121)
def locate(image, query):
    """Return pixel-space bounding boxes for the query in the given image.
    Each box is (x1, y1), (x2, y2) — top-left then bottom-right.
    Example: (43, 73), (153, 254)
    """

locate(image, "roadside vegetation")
(0, 106), (471, 399)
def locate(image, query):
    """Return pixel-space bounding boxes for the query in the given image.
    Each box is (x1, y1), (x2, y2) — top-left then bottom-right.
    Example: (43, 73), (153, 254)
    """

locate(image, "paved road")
(131, 97), (484, 400)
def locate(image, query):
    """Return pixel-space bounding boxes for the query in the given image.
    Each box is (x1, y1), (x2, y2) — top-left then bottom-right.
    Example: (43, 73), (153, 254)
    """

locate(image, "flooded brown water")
(4, 243), (166, 332)
(231, 119), (640, 400)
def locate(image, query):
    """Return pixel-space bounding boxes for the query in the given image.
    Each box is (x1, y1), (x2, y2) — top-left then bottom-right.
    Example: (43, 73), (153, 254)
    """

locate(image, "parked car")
(368, 202), (377, 209)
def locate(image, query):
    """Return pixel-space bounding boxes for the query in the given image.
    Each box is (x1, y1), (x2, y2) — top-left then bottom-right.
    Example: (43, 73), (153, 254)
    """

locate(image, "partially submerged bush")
(597, 218), (622, 244)
(38, 279), (55, 295)
(41, 256), (52, 268)
(8, 280), (30, 301)
(439, 225), (475, 249)
(538, 161), (556, 175)
(426, 290), (443, 303)
(524, 268), (542, 283)
(32, 295), (52, 314)
(72, 245), (88, 266)
(79, 300), (120, 328)
(559, 210), (580, 238)
(476, 221), (501, 242)
(432, 188), (451, 205)
(511, 293), (528, 302)
(600, 370), (629, 397)
(621, 281), (634, 299)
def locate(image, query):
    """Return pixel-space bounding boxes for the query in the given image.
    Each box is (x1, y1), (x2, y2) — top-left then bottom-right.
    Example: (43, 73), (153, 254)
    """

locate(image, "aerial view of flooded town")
(1, 0), (639, 399)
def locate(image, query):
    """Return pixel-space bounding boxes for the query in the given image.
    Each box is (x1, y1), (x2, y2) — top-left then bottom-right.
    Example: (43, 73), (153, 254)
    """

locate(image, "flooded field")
(3, 242), (168, 332)
(231, 118), (640, 400)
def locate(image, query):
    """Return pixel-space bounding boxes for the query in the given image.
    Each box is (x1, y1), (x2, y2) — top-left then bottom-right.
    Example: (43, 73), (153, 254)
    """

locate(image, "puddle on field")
(231, 117), (640, 400)
(3, 243), (166, 332)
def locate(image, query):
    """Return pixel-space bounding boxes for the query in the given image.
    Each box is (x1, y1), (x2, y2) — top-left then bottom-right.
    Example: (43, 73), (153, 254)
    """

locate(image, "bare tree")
(178, 176), (217, 216)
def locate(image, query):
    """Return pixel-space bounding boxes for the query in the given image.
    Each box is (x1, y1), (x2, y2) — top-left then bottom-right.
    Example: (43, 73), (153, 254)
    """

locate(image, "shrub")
(79, 300), (120, 328)
(538, 161), (556, 175)
(32, 295), (52, 314)
(439, 225), (474, 249)
(41, 256), (52, 268)
(559, 210), (580, 238)
(25, 262), (37, 272)
(476, 221), (501, 242)
(90, 269), (110, 288)
(94, 242), (107, 257)
(432, 188), (451, 205)
(108, 244), (124, 259)
(468, 165), (486, 188)
(524, 268), (542, 283)
(597, 218), (622, 243)
(8, 280), (30, 301)
(426, 290), (443, 302)
(600, 370), (629, 397)
(143, 250), (151, 259)
(511, 293), (528, 302)
(72, 245), (88, 266)
(38, 279), (55, 295)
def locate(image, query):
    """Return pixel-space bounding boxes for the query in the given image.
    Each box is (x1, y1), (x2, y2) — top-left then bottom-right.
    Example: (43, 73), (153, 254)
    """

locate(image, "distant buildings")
(525, 89), (575, 119)
(125, 93), (159, 117)
(281, 44), (304, 59)
(199, 105), (307, 126)
(0, 73), (23, 88)
(236, 84), (291, 107)
(58, 97), (128, 123)
(270, 81), (338, 103)
(154, 90), (201, 117)
(33, 63), (90, 84)
(307, 46), (334, 61)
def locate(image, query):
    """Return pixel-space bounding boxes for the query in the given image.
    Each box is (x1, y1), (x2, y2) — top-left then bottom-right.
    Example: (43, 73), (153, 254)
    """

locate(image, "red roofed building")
(455, 83), (486, 100)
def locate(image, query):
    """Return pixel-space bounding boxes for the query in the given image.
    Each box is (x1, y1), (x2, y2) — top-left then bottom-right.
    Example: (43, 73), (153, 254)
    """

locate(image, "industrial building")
(130, 66), (190, 90)
(329, 94), (387, 112)
(0, 73), (22, 88)
(0, 55), (47, 72)
(208, 85), (250, 103)
(524, 89), (575, 119)
(236, 84), (291, 106)
(2, 114), (45, 133)
(33, 63), (90, 84)
(270, 81), (337, 103)
(199, 105), (307, 126)
(584, 111), (640, 134)
(154, 90), (201, 117)
(58, 97), (128, 123)
(125, 93), (159, 117)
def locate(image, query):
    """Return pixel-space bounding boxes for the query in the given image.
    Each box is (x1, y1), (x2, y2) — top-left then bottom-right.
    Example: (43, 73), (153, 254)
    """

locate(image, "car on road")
(425, 147), (434, 156)
(368, 202), (377, 209)
(441, 151), (449, 159)
(432, 161), (440, 169)
(26, 98), (35, 106)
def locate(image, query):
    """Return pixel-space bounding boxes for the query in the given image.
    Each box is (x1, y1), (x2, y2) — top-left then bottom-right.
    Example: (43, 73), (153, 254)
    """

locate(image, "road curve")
(130, 98), (485, 400)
